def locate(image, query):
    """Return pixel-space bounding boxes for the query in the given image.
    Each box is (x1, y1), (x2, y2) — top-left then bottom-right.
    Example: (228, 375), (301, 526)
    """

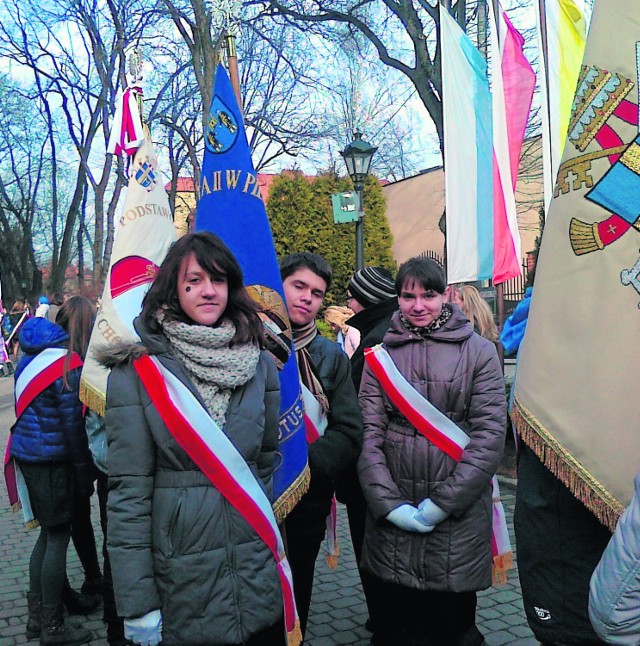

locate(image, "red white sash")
(133, 355), (302, 646)
(5, 348), (83, 528)
(15, 348), (83, 418)
(364, 344), (513, 585)
(300, 385), (339, 568)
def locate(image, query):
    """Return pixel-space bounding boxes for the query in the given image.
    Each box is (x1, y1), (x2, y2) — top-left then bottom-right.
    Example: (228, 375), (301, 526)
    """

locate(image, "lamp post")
(340, 132), (377, 271)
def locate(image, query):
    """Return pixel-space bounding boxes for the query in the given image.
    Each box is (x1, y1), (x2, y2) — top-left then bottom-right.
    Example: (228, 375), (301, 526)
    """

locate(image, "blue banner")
(195, 64), (308, 519)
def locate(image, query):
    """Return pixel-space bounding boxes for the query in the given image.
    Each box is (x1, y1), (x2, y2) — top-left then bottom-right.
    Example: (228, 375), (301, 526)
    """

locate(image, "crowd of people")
(2, 234), (632, 646)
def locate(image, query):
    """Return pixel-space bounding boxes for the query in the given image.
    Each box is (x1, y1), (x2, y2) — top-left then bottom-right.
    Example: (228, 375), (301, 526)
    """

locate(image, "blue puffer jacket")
(10, 318), (94, 498)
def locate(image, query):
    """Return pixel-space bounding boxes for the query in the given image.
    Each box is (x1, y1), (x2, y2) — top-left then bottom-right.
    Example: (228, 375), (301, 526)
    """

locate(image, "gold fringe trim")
(25, 519), (40, 530)
(326, 546), (339, 570)
(512, 397), (624, 531)
(79, 379), (106, 416)
(273, 465), (311, 524)
(569, 218), (603, 255)
(492, 552), (513, 587)
(286, 619), (303, 646)
(11, 502), (21, 513)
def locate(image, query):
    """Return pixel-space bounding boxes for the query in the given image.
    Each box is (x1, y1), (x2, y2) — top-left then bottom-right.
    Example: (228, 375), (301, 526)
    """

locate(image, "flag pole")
(224, 31), (243, 115)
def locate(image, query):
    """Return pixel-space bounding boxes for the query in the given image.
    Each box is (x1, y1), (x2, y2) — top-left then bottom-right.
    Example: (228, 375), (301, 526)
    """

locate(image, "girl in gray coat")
(103, 233), (284, 646)
(358, 257), (506, 646)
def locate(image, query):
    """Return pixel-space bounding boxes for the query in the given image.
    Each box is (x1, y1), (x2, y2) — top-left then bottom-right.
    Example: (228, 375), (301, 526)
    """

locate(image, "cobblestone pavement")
(0, 374), (536, 646)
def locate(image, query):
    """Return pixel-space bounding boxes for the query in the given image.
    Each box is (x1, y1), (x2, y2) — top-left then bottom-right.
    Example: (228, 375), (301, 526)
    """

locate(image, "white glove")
(415, 498), (449, 527)
(386, 504), (434, 533)
(124, 609), (163, 646)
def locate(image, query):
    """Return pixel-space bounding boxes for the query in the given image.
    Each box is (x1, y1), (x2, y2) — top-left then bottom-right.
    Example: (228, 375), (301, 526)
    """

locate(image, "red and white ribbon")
(133, 355), (301, 645)
(300, 385), (339, 568)
(6, 348), (82, 527)
(15, 349), (82, 418)
(364, 344), (513, 584)
(107, 87), (145, 157)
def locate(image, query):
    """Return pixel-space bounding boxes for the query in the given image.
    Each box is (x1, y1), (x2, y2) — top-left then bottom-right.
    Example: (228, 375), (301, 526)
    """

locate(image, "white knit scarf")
(158, 313), (260, 427)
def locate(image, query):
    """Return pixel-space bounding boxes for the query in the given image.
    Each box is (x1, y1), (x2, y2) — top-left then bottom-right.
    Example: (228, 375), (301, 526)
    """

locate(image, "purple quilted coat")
(357, 307), (506, 592)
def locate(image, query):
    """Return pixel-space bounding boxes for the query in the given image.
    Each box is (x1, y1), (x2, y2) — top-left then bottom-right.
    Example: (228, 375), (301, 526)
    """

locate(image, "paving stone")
(487, 629), (519, 645)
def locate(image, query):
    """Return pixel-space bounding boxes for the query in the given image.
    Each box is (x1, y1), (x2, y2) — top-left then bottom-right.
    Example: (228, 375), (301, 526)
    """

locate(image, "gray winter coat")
(357, 307), (506, 592)
(103, 320), (282, 645)
(589, 474), (640, 645)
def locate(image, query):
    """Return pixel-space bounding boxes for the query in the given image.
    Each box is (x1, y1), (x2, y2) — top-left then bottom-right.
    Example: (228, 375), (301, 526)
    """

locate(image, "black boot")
(81, 573), (104, 598)
(26, 591), (41, 639)
(62, 582), (99, 615)
(40, 603), (91, 645)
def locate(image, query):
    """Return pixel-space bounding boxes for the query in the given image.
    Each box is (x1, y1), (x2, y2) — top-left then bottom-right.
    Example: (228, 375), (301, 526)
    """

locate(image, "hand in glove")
(124, 609), (163, 646)
(415, 498), (449, 527)
(386, 504), (435, 533)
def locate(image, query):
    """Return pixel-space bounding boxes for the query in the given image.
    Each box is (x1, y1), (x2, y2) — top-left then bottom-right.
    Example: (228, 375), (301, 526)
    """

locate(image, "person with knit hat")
(339, 265), (398, 635)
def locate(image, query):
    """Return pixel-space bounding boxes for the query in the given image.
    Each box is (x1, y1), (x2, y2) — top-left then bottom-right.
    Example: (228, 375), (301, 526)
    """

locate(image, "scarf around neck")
(158, 312), (260, 427)
(292, 319), (329, 414)
(400, 303), (453, 338)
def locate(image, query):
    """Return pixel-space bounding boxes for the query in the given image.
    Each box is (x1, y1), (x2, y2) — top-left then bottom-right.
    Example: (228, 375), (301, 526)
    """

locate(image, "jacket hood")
(383, 305), (474, 348)
(96, 316), (166, 369)
(19, 317), (68, 355)
(96, 341), (149, 369)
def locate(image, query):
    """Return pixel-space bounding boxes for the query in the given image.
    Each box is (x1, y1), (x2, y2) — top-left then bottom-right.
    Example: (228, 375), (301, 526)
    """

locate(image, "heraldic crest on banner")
(512, 7), (640, 530)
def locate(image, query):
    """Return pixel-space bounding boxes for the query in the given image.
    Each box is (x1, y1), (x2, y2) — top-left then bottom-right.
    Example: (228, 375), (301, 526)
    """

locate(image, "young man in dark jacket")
(340, 266), (397, 629)
(280, 252), (363, 638)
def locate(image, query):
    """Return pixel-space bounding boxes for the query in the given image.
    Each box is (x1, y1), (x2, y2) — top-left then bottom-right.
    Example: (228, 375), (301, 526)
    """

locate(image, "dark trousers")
(367, 577), (483, 646)
(97, 472), (126, 643)
(71, 493), (101, 582)
(283, 527), (324, 639)
(340, 465), (378, 621)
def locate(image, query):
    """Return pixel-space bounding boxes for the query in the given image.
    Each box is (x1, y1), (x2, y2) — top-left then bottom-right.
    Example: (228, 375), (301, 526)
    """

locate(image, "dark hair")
(395, 257), (447, 295)
(279, 252), (332, 291)
(56, 296), (96, 387)
(140, 232), (264, 347)
(52, 292), (64, 306)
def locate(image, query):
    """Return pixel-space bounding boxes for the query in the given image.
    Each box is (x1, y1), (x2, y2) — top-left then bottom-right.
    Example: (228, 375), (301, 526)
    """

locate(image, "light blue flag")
(195, 64), (308, 519)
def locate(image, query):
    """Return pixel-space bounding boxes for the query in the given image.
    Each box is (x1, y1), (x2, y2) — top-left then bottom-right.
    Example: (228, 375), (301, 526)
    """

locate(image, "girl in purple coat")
(357, 257), (507, 646)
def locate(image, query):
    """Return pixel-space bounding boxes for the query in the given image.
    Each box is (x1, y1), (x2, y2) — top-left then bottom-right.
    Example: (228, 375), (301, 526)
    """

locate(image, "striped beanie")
(348, 266), (396, 308)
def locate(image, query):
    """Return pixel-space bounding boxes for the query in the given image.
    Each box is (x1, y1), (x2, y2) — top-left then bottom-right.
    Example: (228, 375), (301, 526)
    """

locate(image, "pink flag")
(490, 2), (536, 284)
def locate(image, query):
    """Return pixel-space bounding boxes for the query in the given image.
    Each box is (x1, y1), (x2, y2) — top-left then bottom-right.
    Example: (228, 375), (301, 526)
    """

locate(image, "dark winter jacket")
(347, 297), (398, 393)
(10, 318), (93, 499)
(103, 318), (282, 645)
(285, 333), (363, 539)
(358, 307), (506, 592)
(515, 443), (610, 644)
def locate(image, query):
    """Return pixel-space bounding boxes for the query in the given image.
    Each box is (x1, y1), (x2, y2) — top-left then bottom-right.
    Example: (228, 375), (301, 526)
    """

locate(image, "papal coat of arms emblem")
(205, 96), (238, 154)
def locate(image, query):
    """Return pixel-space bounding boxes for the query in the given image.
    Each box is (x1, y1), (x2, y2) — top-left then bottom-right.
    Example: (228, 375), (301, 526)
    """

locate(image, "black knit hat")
(348, 266), (396, 308)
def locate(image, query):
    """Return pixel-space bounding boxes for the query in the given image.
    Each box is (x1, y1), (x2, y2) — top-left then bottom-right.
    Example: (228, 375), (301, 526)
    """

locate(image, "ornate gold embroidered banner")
(513, 1), (640, 530)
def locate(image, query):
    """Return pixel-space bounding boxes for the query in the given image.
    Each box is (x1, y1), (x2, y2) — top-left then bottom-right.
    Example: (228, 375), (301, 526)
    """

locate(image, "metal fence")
(501, 261), (529, 318)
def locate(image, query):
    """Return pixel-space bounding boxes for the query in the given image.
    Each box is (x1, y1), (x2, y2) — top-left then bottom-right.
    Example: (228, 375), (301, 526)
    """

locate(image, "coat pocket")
(154, 489), (185, 558)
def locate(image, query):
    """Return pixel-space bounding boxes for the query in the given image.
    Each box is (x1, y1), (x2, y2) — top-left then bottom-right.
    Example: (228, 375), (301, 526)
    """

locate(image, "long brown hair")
(141, 232), (264, 347)
(456, 285), (498, 342)
(56, 296), (95, 387)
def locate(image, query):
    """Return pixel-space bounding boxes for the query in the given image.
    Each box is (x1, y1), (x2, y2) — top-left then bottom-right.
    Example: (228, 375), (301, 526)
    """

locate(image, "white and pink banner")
(80, 136), (176, 414)
(441, 3), (534, 284)
(489, 0), (536, 284)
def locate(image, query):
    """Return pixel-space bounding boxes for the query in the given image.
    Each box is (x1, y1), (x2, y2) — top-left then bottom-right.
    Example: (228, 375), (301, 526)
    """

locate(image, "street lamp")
(340, 132), (377, 271)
